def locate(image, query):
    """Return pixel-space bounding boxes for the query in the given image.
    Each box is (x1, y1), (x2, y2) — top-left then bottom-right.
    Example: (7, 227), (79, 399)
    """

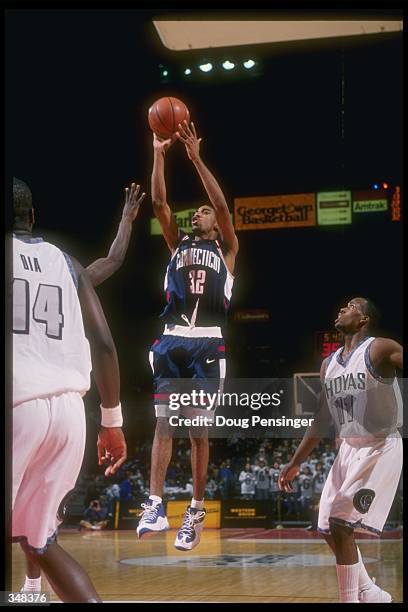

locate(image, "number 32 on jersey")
(189, 270), (206, 295)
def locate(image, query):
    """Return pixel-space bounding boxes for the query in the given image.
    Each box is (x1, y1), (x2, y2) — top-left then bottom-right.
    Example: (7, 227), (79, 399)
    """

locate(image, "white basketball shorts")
(12, 392), (86, 553)
(318, 435), (402, 535)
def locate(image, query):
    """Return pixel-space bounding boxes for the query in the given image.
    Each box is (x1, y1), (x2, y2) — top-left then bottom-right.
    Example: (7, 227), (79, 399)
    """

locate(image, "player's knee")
(329, 518), (353, 542)
(154, 417), (175, 438)
(189, 426), (209, 443)
(20, 541), (39, 558)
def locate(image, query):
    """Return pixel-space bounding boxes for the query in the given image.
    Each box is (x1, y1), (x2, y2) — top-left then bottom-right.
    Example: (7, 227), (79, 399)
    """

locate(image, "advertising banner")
(234, 193), (316, 230)
(221, 500), (273, 528)
(317, 191), (352, 225)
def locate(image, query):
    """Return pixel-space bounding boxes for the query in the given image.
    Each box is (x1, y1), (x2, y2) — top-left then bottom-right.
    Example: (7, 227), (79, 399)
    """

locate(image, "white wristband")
(100, 403), (123, 428)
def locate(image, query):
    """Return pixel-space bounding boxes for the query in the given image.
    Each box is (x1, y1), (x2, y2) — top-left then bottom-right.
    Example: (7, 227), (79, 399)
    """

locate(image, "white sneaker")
(359, 578), (393, 603)
(174, 506), (206, 551)
(136, 499), (169, 538)
(20, 585), (41, 593)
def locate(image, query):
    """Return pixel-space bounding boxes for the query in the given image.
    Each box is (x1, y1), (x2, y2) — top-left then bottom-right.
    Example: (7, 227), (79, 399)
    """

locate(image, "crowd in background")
(74, 437), (402, 529)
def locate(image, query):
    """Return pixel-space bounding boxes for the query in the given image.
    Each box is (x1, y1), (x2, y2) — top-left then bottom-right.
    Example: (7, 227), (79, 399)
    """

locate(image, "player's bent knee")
(20, 540), (36, 556)
(329, 518), (353, 540)
(189, 426), (209, 442)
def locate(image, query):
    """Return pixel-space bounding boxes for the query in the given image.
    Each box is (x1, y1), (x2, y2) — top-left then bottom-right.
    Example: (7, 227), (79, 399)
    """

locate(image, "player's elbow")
(152, 197), (166, 209)
(90, 332), (117, 356)
(107, 255), (124, 269)
(393, 351), (403, 370)
(212, 197), (229, 215)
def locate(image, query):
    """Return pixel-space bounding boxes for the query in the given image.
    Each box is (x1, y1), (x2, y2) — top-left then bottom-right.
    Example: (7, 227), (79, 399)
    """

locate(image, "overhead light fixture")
(199, 62), (213, 73)
(184, 68), (192, 75)
(243, 59), (256, 69)
(222, 60), (235, 70)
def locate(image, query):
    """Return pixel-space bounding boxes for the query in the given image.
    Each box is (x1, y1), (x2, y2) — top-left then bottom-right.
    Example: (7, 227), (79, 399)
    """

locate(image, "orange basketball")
(148, 97), (190, 139)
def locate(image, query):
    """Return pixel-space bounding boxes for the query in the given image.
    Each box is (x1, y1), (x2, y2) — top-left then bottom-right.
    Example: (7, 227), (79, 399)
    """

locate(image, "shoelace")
(140, 502), (159, 522)
(178, 510), (204, 537)
(178, 513), (196, 537)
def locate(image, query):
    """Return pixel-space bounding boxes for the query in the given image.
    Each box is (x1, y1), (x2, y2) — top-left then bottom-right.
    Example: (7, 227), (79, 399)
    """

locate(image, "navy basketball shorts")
(149, 332), (226, 421)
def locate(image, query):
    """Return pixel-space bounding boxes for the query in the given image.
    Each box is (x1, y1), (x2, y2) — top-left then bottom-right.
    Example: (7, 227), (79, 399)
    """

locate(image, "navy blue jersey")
(160, 233), (234, 327)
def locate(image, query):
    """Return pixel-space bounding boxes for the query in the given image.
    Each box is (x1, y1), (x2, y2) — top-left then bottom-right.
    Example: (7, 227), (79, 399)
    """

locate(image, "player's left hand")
(176, 120), (202, 161)
(122, 183), (146, 223)
(97, 427), (127, 477)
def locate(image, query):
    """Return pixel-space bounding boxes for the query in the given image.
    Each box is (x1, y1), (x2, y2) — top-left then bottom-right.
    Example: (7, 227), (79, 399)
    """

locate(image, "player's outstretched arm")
(71, 257), (127, 476)
(86, 183), (146, 287)
(279, 358), (333, 493)
(176, 120), (239, 258)
(151, 133), (180, 253)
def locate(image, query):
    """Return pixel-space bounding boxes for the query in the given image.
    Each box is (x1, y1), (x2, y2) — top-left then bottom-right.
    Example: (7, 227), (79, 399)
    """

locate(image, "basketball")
(148, 97), (190, 140)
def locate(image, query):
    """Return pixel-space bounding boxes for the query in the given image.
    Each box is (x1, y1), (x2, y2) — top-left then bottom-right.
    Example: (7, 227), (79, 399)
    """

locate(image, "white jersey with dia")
(12, 236), (91, 406)
(324, 336), (402, 446)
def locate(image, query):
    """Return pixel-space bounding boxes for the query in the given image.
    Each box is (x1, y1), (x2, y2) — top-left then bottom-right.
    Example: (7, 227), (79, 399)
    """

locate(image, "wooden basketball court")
(12, 528), (403, 603)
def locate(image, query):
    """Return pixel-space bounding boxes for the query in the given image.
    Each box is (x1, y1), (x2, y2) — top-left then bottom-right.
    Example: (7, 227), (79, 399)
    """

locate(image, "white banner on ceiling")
(153, 20), (402, 51)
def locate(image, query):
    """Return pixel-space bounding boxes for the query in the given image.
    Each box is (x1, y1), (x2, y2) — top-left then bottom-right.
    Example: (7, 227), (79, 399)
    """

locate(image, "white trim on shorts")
(163, 324), (222, 338)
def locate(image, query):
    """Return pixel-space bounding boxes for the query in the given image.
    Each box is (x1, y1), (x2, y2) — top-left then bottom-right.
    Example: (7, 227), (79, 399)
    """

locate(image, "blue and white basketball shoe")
(136, 499), (169, 538)
(174, 506), (206, 551)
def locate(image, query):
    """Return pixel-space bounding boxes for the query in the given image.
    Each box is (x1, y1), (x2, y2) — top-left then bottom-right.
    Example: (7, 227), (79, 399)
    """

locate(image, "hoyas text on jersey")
(325, 373), (366, 399)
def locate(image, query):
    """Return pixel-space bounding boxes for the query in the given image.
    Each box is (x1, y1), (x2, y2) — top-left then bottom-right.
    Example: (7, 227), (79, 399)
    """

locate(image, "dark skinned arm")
(86, 183), (146, 287)
(369, 337), (403, 374)
(176, 121), (239, 267)
(279, 358), (333, 493)
(151, 134), (180, 253)
(363, 337), (403, 434)
(71, 256), (126, 476)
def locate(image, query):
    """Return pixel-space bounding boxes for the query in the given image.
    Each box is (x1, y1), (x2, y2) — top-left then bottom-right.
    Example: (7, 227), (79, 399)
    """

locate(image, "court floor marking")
(227, 538), (403, 544)
(52, 599), (342, 603)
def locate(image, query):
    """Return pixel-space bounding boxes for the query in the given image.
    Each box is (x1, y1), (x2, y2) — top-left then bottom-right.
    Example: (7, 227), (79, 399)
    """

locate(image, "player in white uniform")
(12, 178), (128, 602)
(17, 182), (146, 597)
(279, 297), (403, 603)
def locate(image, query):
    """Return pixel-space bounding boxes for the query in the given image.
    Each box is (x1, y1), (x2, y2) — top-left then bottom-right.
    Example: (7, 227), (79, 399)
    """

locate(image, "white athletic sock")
(336, 562), (360, 603)
(191, 498), (204, 510)
(23, 576), (41, 592)
(357, 546), (375, 592)
(149, 495), (162, 504)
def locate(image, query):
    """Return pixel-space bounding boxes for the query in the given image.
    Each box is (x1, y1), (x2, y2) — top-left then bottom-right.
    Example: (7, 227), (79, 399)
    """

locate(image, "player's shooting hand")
(153, 132), (176, 154)
(122, 183), (146, 223)
(278, 462), (300, 493)
(97, 427), (127, 477)
(176, 120), (202, 161)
